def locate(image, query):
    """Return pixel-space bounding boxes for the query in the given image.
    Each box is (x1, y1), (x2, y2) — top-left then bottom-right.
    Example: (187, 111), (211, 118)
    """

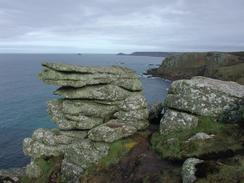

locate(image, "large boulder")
(23, 128), (109, 182)
(160, 77), (244, 133)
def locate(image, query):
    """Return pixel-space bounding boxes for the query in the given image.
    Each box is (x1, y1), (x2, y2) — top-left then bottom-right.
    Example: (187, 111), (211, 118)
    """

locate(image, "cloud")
(0, 0), (243, 53)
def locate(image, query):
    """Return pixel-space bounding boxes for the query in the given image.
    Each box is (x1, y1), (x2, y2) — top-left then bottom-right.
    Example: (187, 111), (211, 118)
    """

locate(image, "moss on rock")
(151, 117), (244, 160)
(21, 156), (63, 183)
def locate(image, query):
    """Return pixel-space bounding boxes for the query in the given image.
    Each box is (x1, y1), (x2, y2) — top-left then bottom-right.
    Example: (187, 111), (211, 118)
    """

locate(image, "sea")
(0, 54), (171, 169)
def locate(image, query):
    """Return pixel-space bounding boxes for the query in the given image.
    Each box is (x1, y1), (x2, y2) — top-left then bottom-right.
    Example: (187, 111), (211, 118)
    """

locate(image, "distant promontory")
(147, 51), (244, 85)
(117, 52), (180, 57)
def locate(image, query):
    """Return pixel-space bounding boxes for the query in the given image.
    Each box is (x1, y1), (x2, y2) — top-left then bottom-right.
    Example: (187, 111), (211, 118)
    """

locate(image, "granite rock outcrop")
(23, 63), (149, 182)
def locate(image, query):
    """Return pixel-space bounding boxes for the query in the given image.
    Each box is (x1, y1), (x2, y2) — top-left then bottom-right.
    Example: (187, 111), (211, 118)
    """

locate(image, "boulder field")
(147, 52), (244, 84)
(22, 63), (149, 183)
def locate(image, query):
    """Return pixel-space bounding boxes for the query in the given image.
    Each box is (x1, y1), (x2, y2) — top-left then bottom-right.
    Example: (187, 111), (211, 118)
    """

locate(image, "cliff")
(147, 52), (244, 84)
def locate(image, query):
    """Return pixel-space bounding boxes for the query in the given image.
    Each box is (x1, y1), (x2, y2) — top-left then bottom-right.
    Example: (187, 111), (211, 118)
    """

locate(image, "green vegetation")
(151, 117), (243, 160)
(21, 156), (63, 183)
(215, 63), (244, 84)
(84, 132), (146, 175)
(197, 155), (244, 183)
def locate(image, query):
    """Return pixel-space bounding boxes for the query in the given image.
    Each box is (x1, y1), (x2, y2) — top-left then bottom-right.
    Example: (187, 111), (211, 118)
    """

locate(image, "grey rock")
(113, 108), (149, 122)
(41, 62), (136, 76)
(64, 139), (109, 169)
(39, 63), (142, 91)
(0, 168), (25, 182)
(165, 77), (244, 118)
(23, 63), (150, 181)
(118, 94), (147, 111)
(62, 99), (118, 118)
(160, 109), (198, 134)
(48, 100), (110, 129)
(182, 158), (203, 183)
(61, 159), (84, 183)
(23, 128), (87, 159)
(54, 85), (132, 101)
(23, 128), (109, 181)
(88, 120), (137, 143)
(25, 162), (42, 178)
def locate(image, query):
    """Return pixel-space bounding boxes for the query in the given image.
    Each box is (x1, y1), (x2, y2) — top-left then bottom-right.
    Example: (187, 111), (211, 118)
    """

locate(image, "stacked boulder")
(23, 63), (149, 182)
(160, 76), (244, 134)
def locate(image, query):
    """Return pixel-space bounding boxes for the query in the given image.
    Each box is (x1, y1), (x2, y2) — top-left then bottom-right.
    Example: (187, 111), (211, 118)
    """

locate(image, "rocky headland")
(147, 52), (244, 84)
(0, 63), (243, 183)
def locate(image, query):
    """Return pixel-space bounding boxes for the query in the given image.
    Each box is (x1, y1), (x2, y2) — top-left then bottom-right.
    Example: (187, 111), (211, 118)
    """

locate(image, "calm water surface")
(0, 54), (170, 168)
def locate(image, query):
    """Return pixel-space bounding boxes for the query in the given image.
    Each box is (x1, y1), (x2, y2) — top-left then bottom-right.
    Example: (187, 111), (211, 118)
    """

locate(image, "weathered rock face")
(182, 158), (203, 183)
(0, 168), (25, 183)
(147, 52), (244, 84)
(23, 63), (149, 182)
(160, 77), (244, 133)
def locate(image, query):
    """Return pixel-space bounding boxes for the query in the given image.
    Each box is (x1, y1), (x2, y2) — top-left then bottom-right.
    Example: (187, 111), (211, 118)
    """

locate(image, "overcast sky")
(0, 0), (244, 53)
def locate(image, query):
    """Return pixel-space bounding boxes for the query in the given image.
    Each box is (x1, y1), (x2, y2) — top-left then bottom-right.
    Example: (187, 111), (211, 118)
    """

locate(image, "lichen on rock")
(22, 63), (149, 182)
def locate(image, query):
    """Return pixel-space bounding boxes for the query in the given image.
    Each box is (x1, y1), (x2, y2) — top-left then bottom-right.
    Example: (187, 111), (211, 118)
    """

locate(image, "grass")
(215, 63), (244, 84)
(197, 155), (244, 183)
(84, 132), (146, 175)
(21, 156), (62, 183)
(151, 117), (243, 160)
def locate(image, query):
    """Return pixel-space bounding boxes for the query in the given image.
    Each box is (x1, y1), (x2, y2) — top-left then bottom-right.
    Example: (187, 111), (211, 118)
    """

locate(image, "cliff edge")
(147, 52), (244, 84)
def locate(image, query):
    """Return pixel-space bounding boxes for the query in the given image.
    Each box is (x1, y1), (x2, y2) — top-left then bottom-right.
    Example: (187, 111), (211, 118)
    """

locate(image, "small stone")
(187, 132), (214, 142)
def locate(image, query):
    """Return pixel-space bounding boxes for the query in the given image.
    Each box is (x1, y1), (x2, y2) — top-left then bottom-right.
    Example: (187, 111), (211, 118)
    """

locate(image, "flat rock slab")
(48, 99), (118, 130)
(88, 120), (137, 143)
(165, 76), (244, 118)
(23, 128), (88, 159)
(54, 85), (132, 101)
(39, 63), (142, 91)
